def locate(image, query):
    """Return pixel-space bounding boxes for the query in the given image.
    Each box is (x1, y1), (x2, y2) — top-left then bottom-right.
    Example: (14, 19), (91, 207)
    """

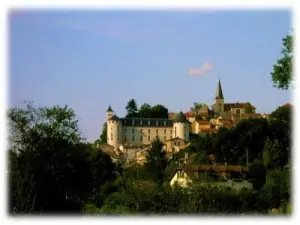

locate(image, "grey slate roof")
(173, 112), (189, 123)
(121, 118), (173, 127)
(107, 105), (113, 112)
(108, 115), (120, 121)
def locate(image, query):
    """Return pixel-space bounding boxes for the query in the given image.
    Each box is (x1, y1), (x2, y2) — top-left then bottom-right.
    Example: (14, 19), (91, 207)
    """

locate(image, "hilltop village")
(99, 79), (270, 165)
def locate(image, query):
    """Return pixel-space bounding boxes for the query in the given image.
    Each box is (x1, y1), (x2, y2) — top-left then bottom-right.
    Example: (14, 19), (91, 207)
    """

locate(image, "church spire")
(215, 79), (224, 99)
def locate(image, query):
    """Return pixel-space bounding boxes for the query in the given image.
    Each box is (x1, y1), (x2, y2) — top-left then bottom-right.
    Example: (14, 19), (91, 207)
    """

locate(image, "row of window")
(124, 128), (172, 135)
(124, 120), (169, 126)
(123, 135), (171, 142)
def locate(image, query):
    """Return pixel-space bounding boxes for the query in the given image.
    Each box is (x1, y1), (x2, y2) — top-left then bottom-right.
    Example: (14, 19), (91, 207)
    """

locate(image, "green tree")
(150, 104), (169, 118)
(263, 138), (284, 170)
(248, 159), (267, 190)
(190, 102), (203, 116)
(94, 122), (107, 146)
(270, 105), (291, 124)
(145, 137), (167, 182)
(138, 103), (152, 118)
(260, 169), (291, 210)
(271, 34), (293, 89)
(125, 99), (139, 118)
(8, 102), (116, 214)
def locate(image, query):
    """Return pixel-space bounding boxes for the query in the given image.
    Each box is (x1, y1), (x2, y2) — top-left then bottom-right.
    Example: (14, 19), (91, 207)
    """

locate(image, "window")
(177, 171), (184, 178)
(164, 129), (166, 134)
(156, 120), (158, 126)
(132, 120), (135, 125)
(140, 120), (143, 125)
(111, 135), (113, 141)
(164, 121), (167, 126)
(148, 129), (151, 134)
(175, 131), (177, 137)
(132, 128), (134, 134)
(156, 129), (159, 135)
(140, 129), (143, 133)
(148, 120), (150, 125)
(164, 136), (166, 141)
(236, 109), (240, 115)
(132, 135), (135, 141)
(148, 136), (150, 141)
(140, 135), (143, 141)
(124, 136), (127, 142)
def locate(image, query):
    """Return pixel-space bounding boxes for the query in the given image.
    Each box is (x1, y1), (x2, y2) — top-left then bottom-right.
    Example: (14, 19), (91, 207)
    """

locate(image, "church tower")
(213, 79), (224, 115)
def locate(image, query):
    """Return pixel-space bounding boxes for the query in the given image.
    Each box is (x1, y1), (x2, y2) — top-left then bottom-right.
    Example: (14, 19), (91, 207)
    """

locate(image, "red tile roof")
(224, 102), (256, 110)
(282, 103), (292, 108)
(184, 111), (195, 117)
(196, 120), (210, 124)
(200, 128), (217, 133)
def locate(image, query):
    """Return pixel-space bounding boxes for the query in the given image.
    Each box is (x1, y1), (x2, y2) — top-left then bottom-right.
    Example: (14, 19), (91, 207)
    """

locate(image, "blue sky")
(9, 10), (291, 141)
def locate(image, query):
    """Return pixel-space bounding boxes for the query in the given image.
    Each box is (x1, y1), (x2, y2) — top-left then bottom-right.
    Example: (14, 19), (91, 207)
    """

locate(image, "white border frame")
(1, 1), (298, 225)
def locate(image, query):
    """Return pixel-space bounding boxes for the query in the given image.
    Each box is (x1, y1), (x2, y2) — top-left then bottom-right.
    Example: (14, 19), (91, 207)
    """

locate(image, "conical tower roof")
(215, 79), (224, 99)
(106, 105), (113, 112)
(108, 115), (120, 121)
(174, 111), (188, 123)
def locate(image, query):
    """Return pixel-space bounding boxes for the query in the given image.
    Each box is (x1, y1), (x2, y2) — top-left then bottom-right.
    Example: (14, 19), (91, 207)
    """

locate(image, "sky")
(9, 10), (291, 141)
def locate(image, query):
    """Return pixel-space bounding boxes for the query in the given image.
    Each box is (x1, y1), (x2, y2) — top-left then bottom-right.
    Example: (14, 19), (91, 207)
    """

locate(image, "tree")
(248, 159), (267, 190)
(270, 105), (291, 124)
(271, 34), (293, 89)
(150, 104), (169, 118)
(190, 102), (203, 116)
(263, 138), (284, 170)
(125, 99), (139, 118)
(145, 137), (167, 182)
(94, 122), (107, 147)
(138, 103), (152, 118)
(8, 102), (116, 214)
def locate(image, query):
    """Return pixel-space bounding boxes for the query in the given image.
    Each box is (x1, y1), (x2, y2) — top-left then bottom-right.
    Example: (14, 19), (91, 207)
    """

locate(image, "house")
(98, 143), (126, 163)
(169, 164), (252, 191)
(164, 137), (189, 153)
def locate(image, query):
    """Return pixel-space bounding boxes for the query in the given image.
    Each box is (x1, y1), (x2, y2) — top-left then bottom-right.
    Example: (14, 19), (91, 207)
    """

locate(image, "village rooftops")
(224, 102), (256, 111)
(168, 164), (249, 182)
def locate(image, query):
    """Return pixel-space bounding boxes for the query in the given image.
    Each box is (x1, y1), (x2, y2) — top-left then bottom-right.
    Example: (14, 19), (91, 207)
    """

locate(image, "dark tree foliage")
(138, 103), (152, 118)
(145, 137), (167, 183)
(150, 104), (169, 118)
(8, 102), (116, 214)
(271, 34), (293, 89)
(125, 99), (139, 118)
(270, 105), (291, 124)
(137, 103), (169, 118)
(94, 122), (107, 146)
(248, 159), (267, 190)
